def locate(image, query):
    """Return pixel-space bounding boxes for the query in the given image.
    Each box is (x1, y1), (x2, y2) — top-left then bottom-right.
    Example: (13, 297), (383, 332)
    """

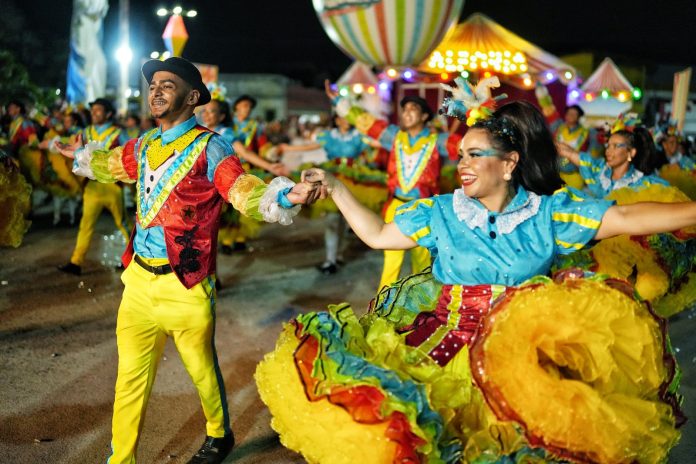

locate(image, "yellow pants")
(108, 258), (228, 464)
(378, 198), (431, 291)
(70, 181), (129, 265)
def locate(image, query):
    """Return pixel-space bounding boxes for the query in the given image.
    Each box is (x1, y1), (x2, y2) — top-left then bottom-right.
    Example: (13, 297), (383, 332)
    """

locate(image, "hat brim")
(142, 59), (211, 107)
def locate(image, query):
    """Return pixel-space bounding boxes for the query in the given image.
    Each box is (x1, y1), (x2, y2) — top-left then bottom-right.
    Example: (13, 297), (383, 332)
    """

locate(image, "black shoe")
(316, 261), (338, 275)
(232, 242), (247, 252)
(215, 279), (223, 292)
(220, 245), (233, 255)
(187, 434), (234, 464)
(58, 262), (82, 276)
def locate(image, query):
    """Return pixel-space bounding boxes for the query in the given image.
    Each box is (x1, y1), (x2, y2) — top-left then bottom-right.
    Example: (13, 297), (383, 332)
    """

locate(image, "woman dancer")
(256, 79), (691, 463)
(556, 114), (668, 198)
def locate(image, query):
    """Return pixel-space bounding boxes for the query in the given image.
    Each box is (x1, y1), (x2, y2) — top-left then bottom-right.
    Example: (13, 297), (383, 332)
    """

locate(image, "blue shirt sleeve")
(393, 197), (437, 250)
(578, 151), (604, 185)
(205, 134), (237, 182)
(436, 132), (450, 160)
(550, 187), (614, 255)
(378, 124), (400, 151)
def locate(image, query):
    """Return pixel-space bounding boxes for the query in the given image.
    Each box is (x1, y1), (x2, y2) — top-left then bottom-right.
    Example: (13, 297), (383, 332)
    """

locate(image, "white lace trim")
(598, 165), (644, 192)
(452, 188), (541, 234)
(258, 176), (301, 225)
(72, 141), (102, 180)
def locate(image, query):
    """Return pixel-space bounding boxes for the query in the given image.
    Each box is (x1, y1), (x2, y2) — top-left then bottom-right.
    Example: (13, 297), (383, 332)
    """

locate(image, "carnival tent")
(419, 13), (577, 89)
(578, 57), (634, 122)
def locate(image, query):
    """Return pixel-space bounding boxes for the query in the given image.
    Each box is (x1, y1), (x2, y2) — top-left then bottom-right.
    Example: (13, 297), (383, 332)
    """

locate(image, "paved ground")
(1, 210), (694, 463)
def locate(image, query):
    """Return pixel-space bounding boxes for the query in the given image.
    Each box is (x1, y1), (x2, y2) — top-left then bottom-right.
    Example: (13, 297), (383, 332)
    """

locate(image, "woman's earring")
(503, 172), (512, 181)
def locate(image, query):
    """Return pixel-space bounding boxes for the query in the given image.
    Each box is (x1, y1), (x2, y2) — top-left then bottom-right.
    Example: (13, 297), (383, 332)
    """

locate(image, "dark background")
(3, 0), (695, 89)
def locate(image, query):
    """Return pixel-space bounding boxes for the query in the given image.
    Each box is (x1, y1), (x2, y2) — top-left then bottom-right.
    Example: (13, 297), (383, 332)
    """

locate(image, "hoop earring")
(503, 172), (512, 181)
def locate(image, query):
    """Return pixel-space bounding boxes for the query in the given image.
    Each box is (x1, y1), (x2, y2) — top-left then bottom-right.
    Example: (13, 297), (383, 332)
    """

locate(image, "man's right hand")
(54, 133), (83, 159)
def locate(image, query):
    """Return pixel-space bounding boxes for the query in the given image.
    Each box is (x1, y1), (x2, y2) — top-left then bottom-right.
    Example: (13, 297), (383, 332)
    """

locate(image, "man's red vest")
(121, 127), (233, 289)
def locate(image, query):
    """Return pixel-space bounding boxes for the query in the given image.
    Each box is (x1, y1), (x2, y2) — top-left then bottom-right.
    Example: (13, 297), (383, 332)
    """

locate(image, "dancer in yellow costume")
(55, 57), (317, 464)
(58, 98), (130, 276)
(535, 82), (589, 189)
(40, 111), (84, 225)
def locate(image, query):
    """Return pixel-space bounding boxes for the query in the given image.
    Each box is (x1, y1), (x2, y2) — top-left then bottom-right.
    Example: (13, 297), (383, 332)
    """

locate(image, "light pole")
(115, 0), (132, 117)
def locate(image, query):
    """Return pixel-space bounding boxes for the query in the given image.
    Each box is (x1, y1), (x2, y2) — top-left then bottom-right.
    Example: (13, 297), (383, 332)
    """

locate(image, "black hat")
(566, 104), (585, 118)
(233, 94), (257, 110)
(142, 57), (211, 106)
(400, 95), (433, 122)
(89, 98), (115, 115)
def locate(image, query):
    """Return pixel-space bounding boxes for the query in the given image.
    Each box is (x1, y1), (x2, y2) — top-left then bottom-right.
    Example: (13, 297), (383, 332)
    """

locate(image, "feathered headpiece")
(206, 82), (227, 103)
(440, 76), (507, 126)
(653, 120), (682, 144)
(610, 112), (641, 134)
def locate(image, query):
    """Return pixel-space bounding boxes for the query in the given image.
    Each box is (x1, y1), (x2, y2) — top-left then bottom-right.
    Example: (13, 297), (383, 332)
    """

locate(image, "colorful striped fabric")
(315, 0), (464, 66)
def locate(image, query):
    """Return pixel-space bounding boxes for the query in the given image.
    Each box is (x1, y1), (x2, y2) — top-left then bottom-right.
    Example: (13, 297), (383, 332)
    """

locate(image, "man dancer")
(325, 81), (461, 289)
(58, 98), (130, 275)
(57, 57), (316, 464)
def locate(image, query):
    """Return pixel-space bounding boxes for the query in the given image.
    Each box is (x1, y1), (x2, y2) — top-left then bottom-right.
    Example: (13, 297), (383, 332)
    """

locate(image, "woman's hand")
(555, 141), (581, 166)
(301, 167), (338, 197)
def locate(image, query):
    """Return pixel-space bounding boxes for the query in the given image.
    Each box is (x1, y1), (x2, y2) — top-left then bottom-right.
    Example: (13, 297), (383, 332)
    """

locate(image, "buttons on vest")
(489, 231), (497, 239)
(489, 216), (496, 224)
(150, 175), (154, 181)
(146, 187), (151, 194)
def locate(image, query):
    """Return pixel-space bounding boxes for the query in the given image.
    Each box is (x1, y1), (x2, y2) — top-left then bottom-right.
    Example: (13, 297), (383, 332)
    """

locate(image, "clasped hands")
(286, 168), (335, 206)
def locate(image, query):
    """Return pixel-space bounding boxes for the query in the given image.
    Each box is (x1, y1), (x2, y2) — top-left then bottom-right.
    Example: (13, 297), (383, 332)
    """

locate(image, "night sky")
(7, 0), (696, 89)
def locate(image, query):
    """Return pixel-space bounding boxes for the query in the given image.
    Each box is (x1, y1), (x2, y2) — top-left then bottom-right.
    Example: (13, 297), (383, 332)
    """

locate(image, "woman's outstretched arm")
(303, 168), (417, 250)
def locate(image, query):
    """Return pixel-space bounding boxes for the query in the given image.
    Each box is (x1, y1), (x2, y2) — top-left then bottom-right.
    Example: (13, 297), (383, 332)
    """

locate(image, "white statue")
(66, 0), (109, 104)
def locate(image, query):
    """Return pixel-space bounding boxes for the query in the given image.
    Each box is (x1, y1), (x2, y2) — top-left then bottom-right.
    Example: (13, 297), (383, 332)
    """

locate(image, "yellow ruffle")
(255, 326), (398, 464)
(560, 171), (585, 190)
(658, 164), (696, 200)
(17, 146), (44, 186)
(654, 272), (696, 318)
(45, 151), (82, 197)
(586, 184), (696, 314)
(592, 236), (669, 302)
(474, 278), (680, 464)
(0, 161), (32, 247)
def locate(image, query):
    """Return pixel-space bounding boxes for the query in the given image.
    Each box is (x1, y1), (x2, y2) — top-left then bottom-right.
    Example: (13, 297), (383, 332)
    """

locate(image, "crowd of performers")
(2, 59), (696, 464)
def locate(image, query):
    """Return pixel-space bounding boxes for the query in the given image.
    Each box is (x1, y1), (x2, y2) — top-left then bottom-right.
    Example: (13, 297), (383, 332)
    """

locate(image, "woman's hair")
(612, 127), (667, 173)
(67, 112), (83, 128)
(212, 99), (231, 126)
(472, 101), (563, 195)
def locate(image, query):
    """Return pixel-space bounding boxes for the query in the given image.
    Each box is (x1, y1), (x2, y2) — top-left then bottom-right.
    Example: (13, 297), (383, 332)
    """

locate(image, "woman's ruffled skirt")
(256, 271), (683, 463)
(0, 157), (32, 247)
(554, 184), (696, 317)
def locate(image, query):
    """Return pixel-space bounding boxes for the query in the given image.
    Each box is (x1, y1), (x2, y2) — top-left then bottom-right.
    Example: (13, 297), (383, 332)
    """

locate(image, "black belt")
(134, 255), (173, 275)
(393, 195), (415, 202)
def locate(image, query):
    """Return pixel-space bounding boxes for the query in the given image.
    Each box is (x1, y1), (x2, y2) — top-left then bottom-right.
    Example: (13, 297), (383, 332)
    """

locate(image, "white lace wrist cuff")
(259, 176), (301, 225)
(72, 141), (100, 180)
